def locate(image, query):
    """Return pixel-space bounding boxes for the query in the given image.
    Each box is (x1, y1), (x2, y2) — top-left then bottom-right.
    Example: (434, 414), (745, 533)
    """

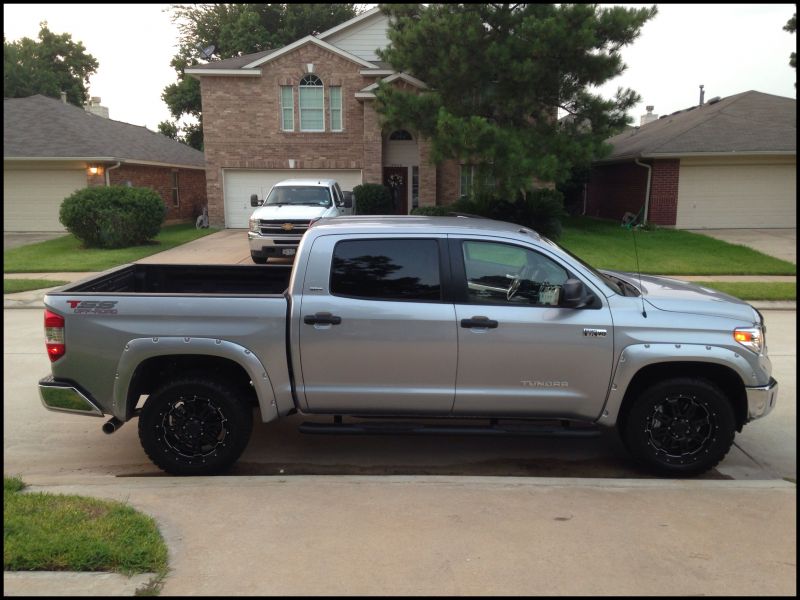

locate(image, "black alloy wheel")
(139, 377), (253, 475)
(622, 377), (736, 476)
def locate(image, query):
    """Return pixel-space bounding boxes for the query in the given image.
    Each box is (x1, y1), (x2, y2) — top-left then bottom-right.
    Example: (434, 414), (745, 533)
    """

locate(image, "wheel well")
(617, 362), (747, 433)
(127, 354), (256, 419)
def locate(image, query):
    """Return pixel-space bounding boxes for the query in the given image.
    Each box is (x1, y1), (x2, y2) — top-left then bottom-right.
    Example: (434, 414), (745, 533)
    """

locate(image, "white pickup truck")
(248, 178), (354, 263)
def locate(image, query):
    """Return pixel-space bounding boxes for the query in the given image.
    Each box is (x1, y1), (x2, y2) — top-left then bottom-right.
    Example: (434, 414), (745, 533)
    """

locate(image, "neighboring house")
(186, 6), (465, 228)
(585, 91), (796, 229)
(3, 94), (207, 232)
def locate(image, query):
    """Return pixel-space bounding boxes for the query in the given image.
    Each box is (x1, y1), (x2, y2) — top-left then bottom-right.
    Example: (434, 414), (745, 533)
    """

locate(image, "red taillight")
(44, 309), (65, 362)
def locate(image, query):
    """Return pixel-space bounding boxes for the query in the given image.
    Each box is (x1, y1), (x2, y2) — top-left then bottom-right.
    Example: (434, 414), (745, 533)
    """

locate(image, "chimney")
(699, 84), (705, 106)
(640, 105), (658, 126)
(60, 91), (67, 104)
(84, 96), (110, 119)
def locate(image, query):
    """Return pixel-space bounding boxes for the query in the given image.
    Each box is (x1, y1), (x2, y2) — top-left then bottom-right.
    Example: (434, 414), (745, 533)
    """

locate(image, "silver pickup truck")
(39, 216), (778, 476)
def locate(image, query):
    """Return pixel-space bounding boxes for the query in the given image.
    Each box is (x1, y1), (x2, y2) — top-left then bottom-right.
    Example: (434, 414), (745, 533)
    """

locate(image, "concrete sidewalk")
(3, 476), (796, 596)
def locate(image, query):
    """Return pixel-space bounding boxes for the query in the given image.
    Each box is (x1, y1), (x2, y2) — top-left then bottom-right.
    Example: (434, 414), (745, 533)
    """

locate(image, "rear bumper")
(746, 377), (778, 421)
(39, 375), (104, 417)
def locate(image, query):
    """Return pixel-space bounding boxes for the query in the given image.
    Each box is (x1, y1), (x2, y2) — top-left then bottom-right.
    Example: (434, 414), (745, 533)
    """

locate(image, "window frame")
(329, 85), (343, 132)
(171, 170), (180, 207)
(328, 237), (451, 304)
(299, 74), (325, 133)
(280, 85), (294, 131)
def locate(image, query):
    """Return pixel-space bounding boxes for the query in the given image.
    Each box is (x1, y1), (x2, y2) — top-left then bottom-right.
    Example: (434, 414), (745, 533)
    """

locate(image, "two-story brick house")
(187, 7), (464, 228)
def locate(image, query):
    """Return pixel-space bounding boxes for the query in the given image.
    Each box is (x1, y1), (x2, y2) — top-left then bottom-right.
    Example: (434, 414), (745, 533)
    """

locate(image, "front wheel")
(138, 377), (253, 475)
(621, 377), (736, 476)
(251, 255), (267, 264)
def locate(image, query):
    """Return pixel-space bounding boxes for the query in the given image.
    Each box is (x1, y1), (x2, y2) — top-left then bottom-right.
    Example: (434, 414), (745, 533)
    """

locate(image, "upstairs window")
(280, 86), (294, 131)
(329, 86), (342, 131)
(299, 74), (324, 132)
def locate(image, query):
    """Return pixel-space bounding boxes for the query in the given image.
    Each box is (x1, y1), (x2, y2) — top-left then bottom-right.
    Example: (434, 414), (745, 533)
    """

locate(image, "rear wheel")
(621, 377), (736, 476)
(138, 377), (253, 475)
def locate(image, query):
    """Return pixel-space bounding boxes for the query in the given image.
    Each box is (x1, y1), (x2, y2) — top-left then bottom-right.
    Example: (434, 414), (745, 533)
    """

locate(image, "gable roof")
(316, 7), (384, 40)
(3, 95), (205, 168)
(600, 91), (796, 162)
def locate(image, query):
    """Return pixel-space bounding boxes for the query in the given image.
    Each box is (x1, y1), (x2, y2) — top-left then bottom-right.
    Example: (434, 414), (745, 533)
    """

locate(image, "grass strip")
(4, 279), (69, 294)
(4, 224), (217, 273)
(559, 217), (796, 276)
(4, 477), (168, 576)
(690, 281), (796, 301)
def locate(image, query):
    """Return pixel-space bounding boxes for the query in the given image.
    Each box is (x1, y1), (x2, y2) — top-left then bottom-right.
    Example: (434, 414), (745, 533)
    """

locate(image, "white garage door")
(676, 163), (796, 228)
(3, 168), (87, 231)
(223, 169), (363, 228)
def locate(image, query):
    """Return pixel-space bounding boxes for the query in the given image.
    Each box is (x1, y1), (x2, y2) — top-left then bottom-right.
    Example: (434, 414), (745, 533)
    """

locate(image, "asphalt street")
(3, 308), (796, 595)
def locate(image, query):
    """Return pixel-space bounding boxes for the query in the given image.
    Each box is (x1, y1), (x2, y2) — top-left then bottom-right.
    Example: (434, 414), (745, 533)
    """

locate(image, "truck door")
(450, 237), (614, 421)
(297, 235), (457, 414)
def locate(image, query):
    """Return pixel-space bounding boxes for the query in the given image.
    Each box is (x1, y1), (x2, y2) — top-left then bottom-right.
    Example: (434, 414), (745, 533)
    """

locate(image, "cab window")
(461, 240), (569, 306)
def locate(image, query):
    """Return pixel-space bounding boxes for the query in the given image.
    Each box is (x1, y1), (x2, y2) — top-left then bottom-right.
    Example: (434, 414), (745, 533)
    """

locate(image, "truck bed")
(63, 264), (293, 295)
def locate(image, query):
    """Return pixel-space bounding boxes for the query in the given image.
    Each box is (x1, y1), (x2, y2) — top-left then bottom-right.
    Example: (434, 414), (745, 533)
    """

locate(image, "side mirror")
(342, 191), (353, 208)
(561, 278), (590, 308)
(250, 194), (262, 207)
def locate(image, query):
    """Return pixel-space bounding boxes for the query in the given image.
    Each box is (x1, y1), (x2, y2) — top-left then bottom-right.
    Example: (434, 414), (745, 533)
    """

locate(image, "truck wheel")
(621, 377), (736, 476)
(251, 255), (267, 264)
(138, 377), (253, 475)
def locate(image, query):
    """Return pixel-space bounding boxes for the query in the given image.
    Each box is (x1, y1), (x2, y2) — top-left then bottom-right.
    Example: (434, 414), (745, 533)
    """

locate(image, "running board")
(298, 420), (601, 438)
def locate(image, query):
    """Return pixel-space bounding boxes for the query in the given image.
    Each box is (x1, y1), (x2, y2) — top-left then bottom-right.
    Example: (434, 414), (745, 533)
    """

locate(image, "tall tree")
(375, 3), (657, 195)
(4, 22), (99, 106)
(161, 3), (360, 149)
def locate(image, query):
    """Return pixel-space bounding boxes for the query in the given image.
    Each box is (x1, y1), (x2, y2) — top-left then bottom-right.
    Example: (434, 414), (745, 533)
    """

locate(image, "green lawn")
(3, 476), (168, 576)
(559, 217), (796, 276)
(691, 282), (796, 301)
(4, 279), (69, 294)
(4, 224), (218, 273)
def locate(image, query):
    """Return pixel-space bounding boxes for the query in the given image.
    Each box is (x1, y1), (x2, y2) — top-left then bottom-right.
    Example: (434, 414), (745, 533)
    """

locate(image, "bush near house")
(59, 186), (166, 249)
(412, 188), (567, 240)
(353, 183), (393, 215)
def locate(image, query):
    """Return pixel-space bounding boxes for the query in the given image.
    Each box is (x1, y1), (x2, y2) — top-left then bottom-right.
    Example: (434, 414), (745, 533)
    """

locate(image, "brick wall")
(106, 165), (207, 223)
(436, 159), (461, 205)
(586, 159), (679, 226)
(647, 159), (679, 226)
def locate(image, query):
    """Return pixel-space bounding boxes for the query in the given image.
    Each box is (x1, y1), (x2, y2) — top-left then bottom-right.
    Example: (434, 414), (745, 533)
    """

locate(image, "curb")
(3, 571), (158, 596)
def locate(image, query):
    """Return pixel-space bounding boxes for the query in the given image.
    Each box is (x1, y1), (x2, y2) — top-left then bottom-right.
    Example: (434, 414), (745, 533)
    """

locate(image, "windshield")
(538, 236), (623, 295)
(265, 186), (332, 207)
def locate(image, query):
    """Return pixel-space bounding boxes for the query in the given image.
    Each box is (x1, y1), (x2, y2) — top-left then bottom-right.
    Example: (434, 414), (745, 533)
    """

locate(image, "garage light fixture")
(87, 164), (102, 176)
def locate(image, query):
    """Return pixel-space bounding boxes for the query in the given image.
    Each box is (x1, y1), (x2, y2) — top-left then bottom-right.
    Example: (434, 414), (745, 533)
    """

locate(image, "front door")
(383, 167), (408, 214)
(450, 237), (615, 421)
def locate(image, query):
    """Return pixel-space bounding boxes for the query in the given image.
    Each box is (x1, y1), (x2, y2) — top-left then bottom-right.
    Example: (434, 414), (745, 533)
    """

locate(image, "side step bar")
(298, 419), (601, 438)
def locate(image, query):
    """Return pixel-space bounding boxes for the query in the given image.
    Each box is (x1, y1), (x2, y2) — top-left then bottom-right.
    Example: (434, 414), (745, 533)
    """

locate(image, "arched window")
(389, 130), (413, 140)
(299, 74), (324, 131)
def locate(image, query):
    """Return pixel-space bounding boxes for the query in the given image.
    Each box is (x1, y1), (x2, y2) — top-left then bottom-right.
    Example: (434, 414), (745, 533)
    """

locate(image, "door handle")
(304, 312), (342, 326)
(460, 316), (498, 329)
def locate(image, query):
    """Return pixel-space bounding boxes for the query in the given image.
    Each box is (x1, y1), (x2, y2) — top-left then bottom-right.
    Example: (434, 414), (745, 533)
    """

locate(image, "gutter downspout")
(105, 161), (122, 186)
(634, 158), (651, 225)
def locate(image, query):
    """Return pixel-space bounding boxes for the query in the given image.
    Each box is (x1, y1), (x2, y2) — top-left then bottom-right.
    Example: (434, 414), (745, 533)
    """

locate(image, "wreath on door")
(388, 174), (403, 188)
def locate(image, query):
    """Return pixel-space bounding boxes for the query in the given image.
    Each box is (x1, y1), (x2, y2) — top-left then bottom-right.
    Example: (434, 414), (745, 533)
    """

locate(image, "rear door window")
(330, 239), (441, 301)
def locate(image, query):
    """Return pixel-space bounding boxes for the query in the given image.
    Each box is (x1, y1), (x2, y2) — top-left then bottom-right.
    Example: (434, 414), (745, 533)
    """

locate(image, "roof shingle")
(3, 95), (205, 168)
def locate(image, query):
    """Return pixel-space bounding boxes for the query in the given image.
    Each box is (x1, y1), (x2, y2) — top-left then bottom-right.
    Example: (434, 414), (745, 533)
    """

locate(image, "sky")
(3, 3), (797, 131)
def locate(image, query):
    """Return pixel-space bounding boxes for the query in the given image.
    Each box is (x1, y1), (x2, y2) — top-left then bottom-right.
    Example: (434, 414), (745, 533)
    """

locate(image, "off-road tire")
(621, 377), (736, 476)
(138, 376), (253, 475)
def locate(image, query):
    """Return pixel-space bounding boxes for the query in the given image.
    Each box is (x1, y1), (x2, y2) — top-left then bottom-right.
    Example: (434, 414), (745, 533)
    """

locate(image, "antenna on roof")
(197, 44), (216, 60)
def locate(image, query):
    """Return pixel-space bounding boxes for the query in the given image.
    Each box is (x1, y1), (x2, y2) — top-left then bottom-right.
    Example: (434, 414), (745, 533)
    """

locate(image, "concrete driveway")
(689, 228), (796, 264)
(136, 229), (253, 265)
(4, 232), (67, 250)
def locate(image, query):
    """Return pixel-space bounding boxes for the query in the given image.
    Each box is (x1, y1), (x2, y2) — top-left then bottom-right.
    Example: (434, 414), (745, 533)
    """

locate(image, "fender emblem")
(583, 328), (607, 337)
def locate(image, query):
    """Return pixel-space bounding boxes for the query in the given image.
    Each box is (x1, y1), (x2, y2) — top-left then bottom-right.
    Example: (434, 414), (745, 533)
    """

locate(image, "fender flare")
(112, 337), (279, 422)
(598, 343), (756, 427)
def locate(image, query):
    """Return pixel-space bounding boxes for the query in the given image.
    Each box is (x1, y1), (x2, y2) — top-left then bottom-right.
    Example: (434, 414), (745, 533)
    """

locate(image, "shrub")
(412, 189), (566, 239)
(353, 183), (393, 215)
(59, 186), (166, 248)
